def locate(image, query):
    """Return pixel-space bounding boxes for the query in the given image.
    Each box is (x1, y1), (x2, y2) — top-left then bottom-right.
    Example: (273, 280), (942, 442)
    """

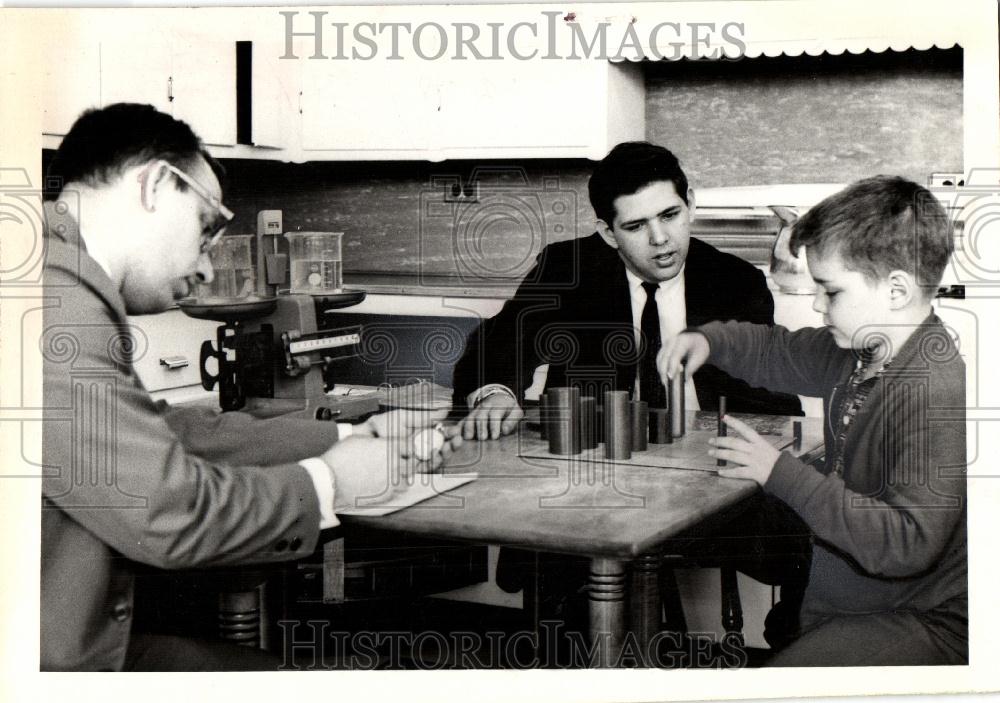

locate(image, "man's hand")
(321, 436), (405, 509)
(459, 392), (524, 440)
(657, 331), (710, 386)
(353, 408), (450, 438)
(708, 415), (781, 486)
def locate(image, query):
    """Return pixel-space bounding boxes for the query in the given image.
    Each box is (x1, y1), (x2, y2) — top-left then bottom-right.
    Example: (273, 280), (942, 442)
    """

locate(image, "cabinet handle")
(159, 355), (189, 370)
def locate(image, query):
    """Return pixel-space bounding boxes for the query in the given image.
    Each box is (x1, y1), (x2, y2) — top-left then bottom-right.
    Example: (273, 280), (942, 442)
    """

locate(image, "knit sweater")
(698, 315), (967, 630)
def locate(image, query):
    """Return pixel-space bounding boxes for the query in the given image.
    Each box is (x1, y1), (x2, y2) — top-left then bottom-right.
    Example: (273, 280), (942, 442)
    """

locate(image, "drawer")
(128, 308), (220, 392)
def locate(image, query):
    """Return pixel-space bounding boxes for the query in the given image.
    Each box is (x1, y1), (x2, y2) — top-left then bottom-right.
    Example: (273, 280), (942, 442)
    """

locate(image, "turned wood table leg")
(588, 558), (627, 668)
(630, 555), (660, 665)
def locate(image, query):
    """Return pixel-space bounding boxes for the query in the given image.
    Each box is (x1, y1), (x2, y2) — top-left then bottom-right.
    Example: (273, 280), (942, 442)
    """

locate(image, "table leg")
(588, 558), (626, 668)
(630, 555), (660, 665)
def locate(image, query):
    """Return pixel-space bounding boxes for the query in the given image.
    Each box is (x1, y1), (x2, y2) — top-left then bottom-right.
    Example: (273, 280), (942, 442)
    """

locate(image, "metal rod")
(717, 394), (727, 467)
(669, 366), (686, 439)
(538, 393), (549, 441)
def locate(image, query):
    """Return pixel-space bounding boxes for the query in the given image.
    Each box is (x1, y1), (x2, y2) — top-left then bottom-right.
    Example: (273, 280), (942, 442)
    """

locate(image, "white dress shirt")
(625, 267), (700, 411)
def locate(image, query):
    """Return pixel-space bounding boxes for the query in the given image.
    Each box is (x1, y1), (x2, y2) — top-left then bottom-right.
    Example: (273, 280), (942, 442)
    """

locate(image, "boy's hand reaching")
(657, 331), (710, 386)
(708, 415), (781, 486)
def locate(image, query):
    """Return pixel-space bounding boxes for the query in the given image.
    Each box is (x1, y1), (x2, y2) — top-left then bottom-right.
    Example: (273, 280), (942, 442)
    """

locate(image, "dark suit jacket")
(453, 233), (801, 416)
(41, 212), (341, 670)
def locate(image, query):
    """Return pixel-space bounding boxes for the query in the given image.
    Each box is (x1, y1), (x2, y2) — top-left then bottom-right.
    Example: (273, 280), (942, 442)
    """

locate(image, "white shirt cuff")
(467, 383), (517, 408)
(299, 457), (340, 530)
(336, 422), (353, 439)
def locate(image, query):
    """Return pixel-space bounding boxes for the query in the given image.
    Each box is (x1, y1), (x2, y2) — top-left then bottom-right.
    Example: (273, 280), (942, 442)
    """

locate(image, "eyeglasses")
(141, 159), (234, 253)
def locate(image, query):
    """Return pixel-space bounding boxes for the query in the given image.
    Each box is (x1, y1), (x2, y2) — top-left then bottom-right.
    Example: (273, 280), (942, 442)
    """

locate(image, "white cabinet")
(100, 38), (237, 147)
(41, 28), (101, 136)
(298, 58), (644, 161)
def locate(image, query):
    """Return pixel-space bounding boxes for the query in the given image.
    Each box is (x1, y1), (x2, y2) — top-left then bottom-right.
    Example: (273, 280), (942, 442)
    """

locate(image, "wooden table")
(340, 415), (822, 667)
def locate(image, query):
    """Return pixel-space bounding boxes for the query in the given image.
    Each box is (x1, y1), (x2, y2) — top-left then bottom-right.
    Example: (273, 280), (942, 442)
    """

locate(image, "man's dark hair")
(588, 141), (690, 225)
(790, 175), (953, 296)
(45, 103), (224, 200)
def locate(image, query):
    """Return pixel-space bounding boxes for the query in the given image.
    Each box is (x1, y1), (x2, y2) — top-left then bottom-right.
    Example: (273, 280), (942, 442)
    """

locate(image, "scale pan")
(176, 295), (278, 321)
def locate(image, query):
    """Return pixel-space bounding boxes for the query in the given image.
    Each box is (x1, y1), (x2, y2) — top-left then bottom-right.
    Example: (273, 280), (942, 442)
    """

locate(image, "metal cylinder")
(580, 396), (598, 450)
(669, 367), (686, 439)
(548, 387), (581, 455)
(630, 400), (649, 452)
(603, 390), (632, 460)
(538, 392), (549, 440)
(649, 407), (672, 444)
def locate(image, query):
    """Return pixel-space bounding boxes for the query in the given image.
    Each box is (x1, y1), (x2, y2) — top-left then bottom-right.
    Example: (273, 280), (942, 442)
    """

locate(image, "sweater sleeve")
(699, 320), (850, 398)
(764, 393), (966, 578)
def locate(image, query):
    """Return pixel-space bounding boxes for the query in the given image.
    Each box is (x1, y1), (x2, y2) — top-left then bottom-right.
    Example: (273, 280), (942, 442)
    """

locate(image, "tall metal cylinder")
(538, 392), (549, 440)
(630, 400), (648, 452)
(548, 387), (581, 455)
(603, 390), (632, 460)
(669, 367), (686, 439)
(580, 396), (598, 450)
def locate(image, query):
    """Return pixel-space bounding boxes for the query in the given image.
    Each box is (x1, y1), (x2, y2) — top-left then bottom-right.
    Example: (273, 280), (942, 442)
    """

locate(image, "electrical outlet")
(928, 173), (966, 188)
(257, 209), (283, 235)
(443, 180), (480, 204)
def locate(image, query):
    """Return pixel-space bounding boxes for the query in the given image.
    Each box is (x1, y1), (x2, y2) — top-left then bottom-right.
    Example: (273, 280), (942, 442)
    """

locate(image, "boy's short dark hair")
(45, 102), (223, 200)
(588, 142), (689, 225)
(790, 175), (953, 296)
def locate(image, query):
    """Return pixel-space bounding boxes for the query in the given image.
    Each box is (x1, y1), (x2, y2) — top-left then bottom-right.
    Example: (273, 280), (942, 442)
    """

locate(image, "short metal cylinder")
(548, 387), (581, 455)
(669, 367), (686, 439)
(580, 396), (597, 450)
(603, 390), (632, 460)
(630, 400), (649, 452)
(649, 407), (673, 444)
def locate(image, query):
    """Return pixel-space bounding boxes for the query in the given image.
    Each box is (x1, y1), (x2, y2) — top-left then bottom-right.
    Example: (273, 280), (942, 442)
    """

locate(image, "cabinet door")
(42, 32), (101, 136)
(300, 59), (441, 154)
(100, 38), (236, 147)
(100, 39), (173, 113)
(248, 40), (296, 149)
(437, 60), (595, 152)
(171, 39), (237, 146)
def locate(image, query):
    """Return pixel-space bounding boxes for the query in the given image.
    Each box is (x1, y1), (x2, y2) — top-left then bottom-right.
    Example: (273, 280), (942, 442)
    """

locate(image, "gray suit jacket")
(41, 213), (340, 670)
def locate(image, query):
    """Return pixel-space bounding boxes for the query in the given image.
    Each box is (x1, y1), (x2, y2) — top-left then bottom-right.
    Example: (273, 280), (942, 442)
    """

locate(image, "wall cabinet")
(298, 58), (644, 161)
(100, 38), (236, 147)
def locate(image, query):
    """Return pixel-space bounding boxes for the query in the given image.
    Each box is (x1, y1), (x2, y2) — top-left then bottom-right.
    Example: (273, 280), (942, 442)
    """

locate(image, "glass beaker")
(285, 232), (343, 294)
(196, 234), (256, 298)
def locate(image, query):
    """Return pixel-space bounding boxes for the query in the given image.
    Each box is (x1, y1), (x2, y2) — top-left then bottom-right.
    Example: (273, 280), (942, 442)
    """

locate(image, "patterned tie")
(639, 281), (666, 408)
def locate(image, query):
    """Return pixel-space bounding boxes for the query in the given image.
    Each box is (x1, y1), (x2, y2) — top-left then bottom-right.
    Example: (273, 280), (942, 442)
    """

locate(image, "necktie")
(639, 281), (666, 408)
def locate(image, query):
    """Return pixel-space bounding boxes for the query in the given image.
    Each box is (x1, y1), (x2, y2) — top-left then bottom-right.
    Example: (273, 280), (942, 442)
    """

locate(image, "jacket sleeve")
(699, 319), (851, 398)
(41, 281), (322, 571)
(161, 403), (340, 466)
(452, 249), (564, 405)
(765, 398), (966, 578)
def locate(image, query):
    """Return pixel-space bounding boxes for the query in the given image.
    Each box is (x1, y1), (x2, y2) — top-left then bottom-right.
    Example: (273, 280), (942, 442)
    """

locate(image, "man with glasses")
(41, 103), (458, 670)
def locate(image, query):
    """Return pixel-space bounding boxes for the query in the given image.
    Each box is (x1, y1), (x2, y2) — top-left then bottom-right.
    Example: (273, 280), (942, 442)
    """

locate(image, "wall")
(646, 48), (962, 187)
(215, 48), (963, 280)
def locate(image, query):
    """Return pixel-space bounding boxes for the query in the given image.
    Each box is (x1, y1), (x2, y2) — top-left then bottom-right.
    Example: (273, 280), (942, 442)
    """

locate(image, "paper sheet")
(336, 472), (477, 516)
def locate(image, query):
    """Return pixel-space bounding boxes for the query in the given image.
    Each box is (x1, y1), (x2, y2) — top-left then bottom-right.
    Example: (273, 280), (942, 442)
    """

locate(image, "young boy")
(659, 175), (967, 666)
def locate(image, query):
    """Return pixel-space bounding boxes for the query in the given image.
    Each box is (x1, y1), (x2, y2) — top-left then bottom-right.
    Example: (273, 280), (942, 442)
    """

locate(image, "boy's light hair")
(790, 175), (953, 298)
